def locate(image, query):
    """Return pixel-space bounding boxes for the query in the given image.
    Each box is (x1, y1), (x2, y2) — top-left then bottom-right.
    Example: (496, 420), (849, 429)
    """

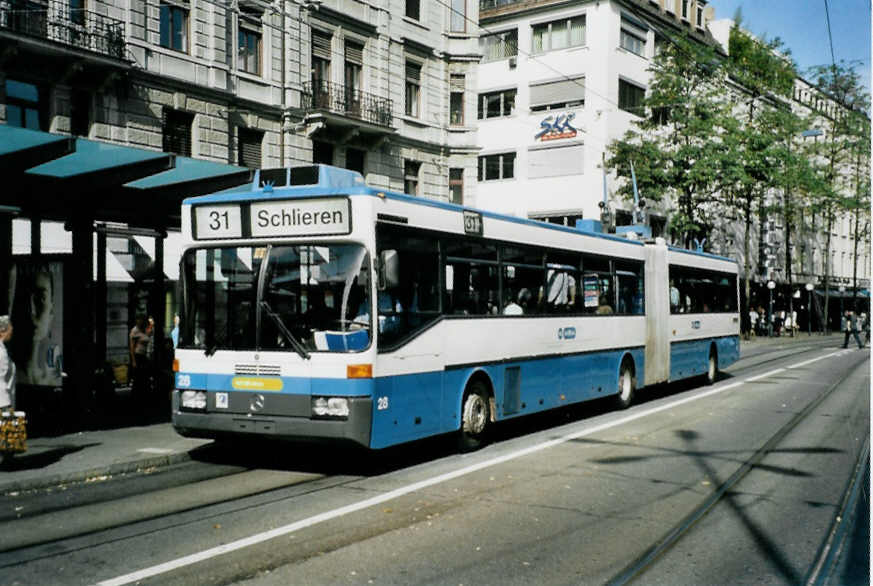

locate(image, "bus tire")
(458, 379), (491, 452)
(613, 358), (636, 410)
(705, 347), (718, 385)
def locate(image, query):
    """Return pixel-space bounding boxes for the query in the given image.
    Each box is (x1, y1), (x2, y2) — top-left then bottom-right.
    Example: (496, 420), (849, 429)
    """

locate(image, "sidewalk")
(0, 332), (851, 495)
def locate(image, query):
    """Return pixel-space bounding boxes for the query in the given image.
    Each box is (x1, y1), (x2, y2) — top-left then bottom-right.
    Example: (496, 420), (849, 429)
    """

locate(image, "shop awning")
(815, 288), (870, 298)
(0, 124), (253, 228)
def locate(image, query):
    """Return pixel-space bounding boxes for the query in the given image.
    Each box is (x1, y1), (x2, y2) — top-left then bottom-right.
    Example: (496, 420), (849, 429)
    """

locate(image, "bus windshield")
(180, 244), (372, 353)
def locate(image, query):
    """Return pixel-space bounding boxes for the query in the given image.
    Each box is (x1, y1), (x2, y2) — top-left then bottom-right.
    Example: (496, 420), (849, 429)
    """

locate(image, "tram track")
(605, 350), (869, 586)
(0, 468), (365, 564)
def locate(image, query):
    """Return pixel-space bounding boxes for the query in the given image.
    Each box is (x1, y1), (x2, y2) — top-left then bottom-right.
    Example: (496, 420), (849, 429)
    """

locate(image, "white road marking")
(745, 368), (786, 382)
(97, 348), (848, 586)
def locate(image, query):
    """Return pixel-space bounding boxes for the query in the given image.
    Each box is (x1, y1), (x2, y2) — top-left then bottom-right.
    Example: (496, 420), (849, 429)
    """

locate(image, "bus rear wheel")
(613, 360), (635, 410)
(458, 380), (491, 452)
(705, 349), (718, 385)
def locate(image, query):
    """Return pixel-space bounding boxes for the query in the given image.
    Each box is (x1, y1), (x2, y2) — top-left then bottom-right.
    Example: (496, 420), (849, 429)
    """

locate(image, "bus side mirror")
(378, 249), (400, 290)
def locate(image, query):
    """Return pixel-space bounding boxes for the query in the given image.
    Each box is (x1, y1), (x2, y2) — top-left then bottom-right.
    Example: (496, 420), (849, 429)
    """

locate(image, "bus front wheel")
(459, 380), (491, 452)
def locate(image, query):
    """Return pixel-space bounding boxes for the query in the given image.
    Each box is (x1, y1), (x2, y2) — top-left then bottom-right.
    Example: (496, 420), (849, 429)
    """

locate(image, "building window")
(620, 16), (647, 56)
(345, 41), (364, 114)
(313, 141), (333, 164)
(449, 168), (463, 204)
(70, 90), (90, 136)
(237, 127), (262, 168)
(477, 152), (515, 181)
(480, 29), (517, 62)
(406, 0), (419, 20)
(696, 2), (704, 27)
(311, 29), (331, 107)
(450, 74), (465, 126)
(70, 0), (85, 26)
(618, 79), (645, 116)
(5, 79), (44, 130)
(238, 26), (261, 75)
(531, 15), (585, 54)
(405, 61), (421, 118)
(346, 148), (365, 174)
(162, 108), (194, 157)
(528, 144), (583, 179)
(529, 77), (584, 111)
(159, 2), (188, 52)
(450, 0), (465, 32)
(404, 160), (421, 195)
(477, 88), (515, 119)
(681, 0), (689, 20)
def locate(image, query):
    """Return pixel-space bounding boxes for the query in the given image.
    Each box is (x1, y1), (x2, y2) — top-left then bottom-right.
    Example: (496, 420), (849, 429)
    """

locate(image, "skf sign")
(534, 112), (577, 141)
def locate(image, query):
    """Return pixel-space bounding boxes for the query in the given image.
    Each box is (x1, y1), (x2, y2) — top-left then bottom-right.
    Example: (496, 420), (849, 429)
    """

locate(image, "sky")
(708, 0), (871, 93)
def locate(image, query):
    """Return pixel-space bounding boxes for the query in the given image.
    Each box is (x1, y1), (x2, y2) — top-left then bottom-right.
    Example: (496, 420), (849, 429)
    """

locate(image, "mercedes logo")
(249, 394), (265, 412)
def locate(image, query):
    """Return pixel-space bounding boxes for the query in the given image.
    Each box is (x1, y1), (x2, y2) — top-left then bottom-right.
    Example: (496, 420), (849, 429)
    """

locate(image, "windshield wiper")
(260, 301), (311, 360)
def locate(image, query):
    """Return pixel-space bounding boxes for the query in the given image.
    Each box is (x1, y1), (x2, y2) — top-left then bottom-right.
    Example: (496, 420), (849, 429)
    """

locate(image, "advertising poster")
(8, 259), (64, 387)
(583, 274), (600, 308)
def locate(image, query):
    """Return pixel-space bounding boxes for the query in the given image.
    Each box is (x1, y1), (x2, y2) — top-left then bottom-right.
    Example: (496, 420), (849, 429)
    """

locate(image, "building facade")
(0, 0), (480, 425)
(475, 0), (868, 322)
(476, 0), (714, 230)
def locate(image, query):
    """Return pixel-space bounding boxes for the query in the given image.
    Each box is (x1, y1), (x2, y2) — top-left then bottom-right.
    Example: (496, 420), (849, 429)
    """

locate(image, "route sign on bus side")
(463, 210), (483, 236)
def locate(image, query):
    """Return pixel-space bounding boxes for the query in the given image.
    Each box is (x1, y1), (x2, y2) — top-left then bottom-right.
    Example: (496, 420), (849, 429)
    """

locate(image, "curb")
(1, 449), (199, 495)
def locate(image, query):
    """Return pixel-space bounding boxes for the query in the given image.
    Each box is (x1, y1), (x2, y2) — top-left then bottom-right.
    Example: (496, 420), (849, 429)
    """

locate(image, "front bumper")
(171, 391), (372, 448)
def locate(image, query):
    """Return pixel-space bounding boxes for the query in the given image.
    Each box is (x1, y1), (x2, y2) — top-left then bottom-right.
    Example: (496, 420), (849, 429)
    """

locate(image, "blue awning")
(0, 124), (253, 227)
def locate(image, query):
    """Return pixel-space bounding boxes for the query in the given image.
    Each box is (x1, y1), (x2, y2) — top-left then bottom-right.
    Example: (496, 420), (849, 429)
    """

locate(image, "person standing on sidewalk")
(0, 316), (16, 411)
(842, 310), (864, 349)
(129, 315), (152, 404)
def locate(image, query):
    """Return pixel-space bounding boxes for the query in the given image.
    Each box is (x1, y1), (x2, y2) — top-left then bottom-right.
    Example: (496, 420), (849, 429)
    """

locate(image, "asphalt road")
(0, 339), (868, 586)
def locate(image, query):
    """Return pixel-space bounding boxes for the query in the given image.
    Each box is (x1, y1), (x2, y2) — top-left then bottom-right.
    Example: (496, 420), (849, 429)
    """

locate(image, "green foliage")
(728, 28), (796, 98)
(605, 33), (733, 246)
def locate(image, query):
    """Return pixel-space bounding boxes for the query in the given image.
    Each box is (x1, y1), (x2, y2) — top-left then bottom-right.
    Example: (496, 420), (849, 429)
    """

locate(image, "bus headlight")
(181, 390), (207, 410)
(312, 396), (350, 419)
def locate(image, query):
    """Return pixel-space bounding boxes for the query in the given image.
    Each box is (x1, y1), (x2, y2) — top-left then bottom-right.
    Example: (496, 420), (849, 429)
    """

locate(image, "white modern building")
(476, 0), (715, 232)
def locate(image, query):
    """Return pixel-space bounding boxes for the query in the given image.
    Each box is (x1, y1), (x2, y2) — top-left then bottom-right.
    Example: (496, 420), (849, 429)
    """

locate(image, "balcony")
(0, 0), (126, 61)
(479, 0), (567, 18)
(302, 81), (394, 129)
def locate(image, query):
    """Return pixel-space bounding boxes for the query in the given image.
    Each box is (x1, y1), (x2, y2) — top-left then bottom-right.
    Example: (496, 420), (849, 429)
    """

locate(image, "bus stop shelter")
(1, 124), (253, 431)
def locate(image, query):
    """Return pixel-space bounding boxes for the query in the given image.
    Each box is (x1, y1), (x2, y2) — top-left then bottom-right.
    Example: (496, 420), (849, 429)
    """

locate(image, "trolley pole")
(767, 280), (776, 337)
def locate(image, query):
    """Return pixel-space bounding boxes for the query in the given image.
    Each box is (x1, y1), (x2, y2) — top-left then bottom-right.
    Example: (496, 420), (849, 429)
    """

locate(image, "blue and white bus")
(172, 165), (740, 450)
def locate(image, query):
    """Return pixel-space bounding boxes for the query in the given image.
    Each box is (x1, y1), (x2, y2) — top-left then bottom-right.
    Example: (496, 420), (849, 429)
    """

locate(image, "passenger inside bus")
(596, 294), (614, 315)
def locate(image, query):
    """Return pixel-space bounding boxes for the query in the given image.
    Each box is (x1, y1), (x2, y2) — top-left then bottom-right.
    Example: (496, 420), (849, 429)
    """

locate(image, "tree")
(605, 33), (734, 249)
(714, 25), (799, 335)
(806, 60), (870, 331)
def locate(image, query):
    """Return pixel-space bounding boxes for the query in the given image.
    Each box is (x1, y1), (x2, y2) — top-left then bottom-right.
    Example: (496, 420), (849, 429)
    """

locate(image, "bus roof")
(184, 164), (738, 261)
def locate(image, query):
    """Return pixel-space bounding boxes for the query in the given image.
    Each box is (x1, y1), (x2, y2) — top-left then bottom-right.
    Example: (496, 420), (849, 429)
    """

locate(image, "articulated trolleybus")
(173, 165), (740, 450)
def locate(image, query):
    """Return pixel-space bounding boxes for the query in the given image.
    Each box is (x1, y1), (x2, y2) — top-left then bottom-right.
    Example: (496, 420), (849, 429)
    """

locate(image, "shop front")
(1, 125), (252, 434)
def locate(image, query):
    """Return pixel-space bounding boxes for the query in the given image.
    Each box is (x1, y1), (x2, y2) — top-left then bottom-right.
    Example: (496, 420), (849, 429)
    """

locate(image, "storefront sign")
(193, 198), (352, 239)
(534, 112), (578, 142)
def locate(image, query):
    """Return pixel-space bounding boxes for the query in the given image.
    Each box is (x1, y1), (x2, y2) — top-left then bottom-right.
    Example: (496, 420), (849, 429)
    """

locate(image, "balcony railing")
(302, 80), (394, 128)
(0, 0), (126, 60)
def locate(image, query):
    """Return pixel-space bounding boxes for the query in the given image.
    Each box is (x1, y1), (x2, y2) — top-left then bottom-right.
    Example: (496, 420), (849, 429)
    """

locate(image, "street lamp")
(767, 280), (776, 337)
(805, 282), (814, 335)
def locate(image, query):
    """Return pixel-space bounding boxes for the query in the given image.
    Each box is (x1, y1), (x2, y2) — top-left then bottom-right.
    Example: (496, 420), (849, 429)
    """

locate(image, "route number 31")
(209, 210), (230, 230)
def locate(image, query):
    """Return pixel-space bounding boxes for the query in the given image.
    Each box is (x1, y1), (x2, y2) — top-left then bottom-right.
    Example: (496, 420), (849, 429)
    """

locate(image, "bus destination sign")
(194, 198), (352, 239)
